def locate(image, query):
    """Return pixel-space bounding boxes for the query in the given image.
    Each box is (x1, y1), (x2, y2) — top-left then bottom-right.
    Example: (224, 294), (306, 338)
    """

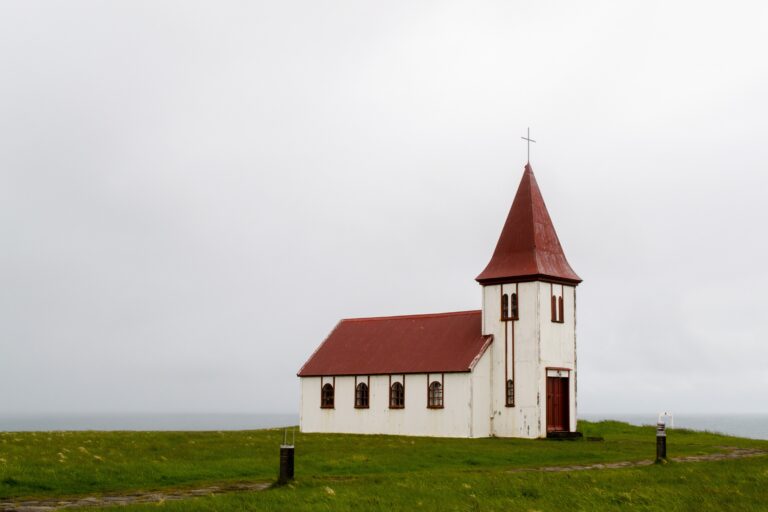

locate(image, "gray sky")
(2, 1), (767, 416)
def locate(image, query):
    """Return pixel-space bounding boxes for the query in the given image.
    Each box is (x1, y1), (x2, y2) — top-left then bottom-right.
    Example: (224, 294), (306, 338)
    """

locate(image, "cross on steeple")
(521, 127), (536, 163)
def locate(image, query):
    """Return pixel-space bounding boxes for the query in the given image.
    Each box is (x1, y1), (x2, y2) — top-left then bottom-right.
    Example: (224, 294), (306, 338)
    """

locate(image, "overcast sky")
(1, 1), (767, 418)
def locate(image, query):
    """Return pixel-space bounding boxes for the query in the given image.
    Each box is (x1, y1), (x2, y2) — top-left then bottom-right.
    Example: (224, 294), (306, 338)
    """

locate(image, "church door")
(546, 376), (570, 432)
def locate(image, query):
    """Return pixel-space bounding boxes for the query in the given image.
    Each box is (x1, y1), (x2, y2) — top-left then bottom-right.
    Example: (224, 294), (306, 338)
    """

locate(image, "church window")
(428, 381), (443, 408)
(551, 285), (565, 323)
(501, 294), (509, 320)
(506, 379), (515, 407)
(355, 382), (369, 408)
(321, 383), (335, 408)
(510, 293), (519, 320)
(390, 381), (405, 409)
(551, 295), (557, 322)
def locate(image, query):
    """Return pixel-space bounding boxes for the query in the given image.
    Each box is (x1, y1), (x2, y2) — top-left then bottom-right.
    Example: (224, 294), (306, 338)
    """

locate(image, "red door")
(546, 377), (570, 432)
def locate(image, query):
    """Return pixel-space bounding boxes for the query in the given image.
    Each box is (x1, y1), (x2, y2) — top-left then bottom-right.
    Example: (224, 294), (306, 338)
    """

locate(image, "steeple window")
(551, 284), (565, 323)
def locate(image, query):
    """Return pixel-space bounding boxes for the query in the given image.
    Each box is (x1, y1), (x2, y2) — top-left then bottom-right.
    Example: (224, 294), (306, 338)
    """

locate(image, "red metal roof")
(476, 163), (581, 285)
(297, 310), (493, 376)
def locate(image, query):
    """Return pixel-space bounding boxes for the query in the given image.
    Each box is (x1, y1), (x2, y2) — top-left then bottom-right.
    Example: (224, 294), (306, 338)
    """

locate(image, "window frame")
(426, 373), (444, 409)
(550, 283), (565, 324)
(354, 376), (370, 409)
(389, 375), (405, 409)
(505, 379), (515, 407)
(320, 377), (335, 409)
(501, 293), (509, 320)
(510, 292), (519, 320)
(501, 286), (519, 321)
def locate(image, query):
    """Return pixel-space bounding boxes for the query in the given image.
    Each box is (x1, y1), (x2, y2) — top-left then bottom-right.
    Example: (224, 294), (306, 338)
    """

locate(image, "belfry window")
(355, 382), (369, 408)
(501, 294), (509, 320)
(551, 290), (565, 323)
(390, 381), (405, 409)
(510, 293), (519, 320)
(551, 295), (557, 322)
(321, 383), (335, 408)
(506, 379), (515, 407)
(428, 381), (443, 408)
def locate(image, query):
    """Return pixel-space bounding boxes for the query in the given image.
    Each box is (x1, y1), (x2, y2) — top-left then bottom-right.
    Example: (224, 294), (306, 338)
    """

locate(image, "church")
(297, 162), (581, 438)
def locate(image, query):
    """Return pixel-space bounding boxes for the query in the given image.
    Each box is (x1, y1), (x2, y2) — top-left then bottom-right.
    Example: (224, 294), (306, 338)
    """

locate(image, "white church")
(298, 162), (582, 438)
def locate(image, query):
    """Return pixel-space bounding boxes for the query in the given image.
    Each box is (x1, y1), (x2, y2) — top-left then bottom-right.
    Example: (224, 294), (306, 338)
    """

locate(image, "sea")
(579, 413), (768, 441)
(1, 413), (766, 440)
(0, 413), (299, 433)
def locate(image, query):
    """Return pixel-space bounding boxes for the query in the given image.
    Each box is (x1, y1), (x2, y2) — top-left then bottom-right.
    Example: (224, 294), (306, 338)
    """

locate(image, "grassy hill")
(1, 421), (767, 511)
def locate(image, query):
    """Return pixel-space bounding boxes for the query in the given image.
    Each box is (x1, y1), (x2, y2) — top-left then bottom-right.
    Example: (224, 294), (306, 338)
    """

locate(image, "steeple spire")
(476, 164), (581, 285)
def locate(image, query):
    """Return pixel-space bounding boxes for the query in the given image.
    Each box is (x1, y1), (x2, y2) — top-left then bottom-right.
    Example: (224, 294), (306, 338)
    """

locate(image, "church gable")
(297, 311), (493, 377)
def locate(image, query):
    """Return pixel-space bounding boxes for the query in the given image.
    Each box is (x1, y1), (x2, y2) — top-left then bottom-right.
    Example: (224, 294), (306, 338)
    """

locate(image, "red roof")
(297, 311), (493, 376)
(476, 164), (581, 285)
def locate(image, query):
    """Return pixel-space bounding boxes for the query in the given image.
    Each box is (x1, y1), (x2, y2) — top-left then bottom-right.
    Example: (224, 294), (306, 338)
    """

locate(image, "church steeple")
(476, 164), (581, 285)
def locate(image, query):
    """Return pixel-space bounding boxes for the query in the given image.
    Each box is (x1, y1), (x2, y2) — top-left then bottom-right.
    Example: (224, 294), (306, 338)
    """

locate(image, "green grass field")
(2, 421), (767, 511)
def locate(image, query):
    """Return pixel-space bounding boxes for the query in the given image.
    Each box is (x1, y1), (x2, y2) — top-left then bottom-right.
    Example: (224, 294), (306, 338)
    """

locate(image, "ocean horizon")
(2, 412), (766, 440)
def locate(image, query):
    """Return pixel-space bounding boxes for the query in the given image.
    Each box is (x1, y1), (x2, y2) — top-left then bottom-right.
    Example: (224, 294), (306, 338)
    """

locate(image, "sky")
(1, 1), (767, 418)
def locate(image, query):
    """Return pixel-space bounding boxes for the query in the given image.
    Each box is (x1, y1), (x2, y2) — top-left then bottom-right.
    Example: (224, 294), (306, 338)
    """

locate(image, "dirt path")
(0, 482), (271, 512)
(507, 448), (767, 473)
(2, 448), (765, 511)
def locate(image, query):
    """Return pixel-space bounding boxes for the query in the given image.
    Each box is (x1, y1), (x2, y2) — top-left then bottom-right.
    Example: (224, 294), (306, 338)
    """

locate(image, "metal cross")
(521, 127), (536, 163)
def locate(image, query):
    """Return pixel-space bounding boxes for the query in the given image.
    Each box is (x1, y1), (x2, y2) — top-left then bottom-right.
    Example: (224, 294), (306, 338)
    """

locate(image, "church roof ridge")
(475, 163), (581, 285)
(342, 310), (480, 323)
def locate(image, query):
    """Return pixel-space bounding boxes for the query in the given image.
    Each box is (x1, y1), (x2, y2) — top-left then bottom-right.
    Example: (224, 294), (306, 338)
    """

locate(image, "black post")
(656, 422), (667, 462)
(278, 445), (295, 484)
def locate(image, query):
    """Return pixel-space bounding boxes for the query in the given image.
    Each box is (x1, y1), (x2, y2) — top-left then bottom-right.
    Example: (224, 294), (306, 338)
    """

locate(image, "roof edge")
(468, 335), (494, 371)
(296, 319), (344, 377)
(298, 370), (475, 378)
(475, 274), (582, 286)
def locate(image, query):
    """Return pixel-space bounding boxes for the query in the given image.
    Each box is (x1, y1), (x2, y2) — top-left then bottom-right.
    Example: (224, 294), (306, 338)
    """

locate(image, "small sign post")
(655, 411), (672, 463)
(656, 422), (667, 462)
(278, 428), (295, 485)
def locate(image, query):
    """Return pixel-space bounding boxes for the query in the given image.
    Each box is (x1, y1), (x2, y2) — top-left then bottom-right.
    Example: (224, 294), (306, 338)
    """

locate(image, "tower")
(477, 163), (581, 438)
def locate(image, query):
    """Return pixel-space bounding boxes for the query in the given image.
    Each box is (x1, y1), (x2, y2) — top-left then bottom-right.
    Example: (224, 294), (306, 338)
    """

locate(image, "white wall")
(538, 283), (577, 433)
(483, 281), (542, 438)
(482, 281), (578, 438)
(300, 372), (477, 438)
(470, 348), (491, 438)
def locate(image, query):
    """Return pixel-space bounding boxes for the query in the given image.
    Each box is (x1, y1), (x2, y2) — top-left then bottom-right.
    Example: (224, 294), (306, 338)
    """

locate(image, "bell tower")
(477, 163), (581, 438)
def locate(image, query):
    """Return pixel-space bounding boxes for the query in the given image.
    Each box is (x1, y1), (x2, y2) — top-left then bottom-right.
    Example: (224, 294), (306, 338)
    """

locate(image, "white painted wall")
(538, 283), (577, 433)
(470, 348), (491, 438)
(300, 371), (479, 438)
(483, 281), (578, 438)
(483, 281), (542, 438)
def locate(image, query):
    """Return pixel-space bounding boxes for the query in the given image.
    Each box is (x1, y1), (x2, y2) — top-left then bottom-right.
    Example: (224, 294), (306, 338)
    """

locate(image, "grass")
(1, 421), (767, 511)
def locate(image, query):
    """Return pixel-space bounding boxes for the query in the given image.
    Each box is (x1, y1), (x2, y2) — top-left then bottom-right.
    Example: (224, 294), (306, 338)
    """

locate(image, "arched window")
(506, 379), (515, 407)
(558, 296), (564, 323)
(321, 383), (334, 408)
(551, 295), (557, 322)
(355, 382), (369, 408)
(390, 382), (404, 409)
(428, 381), (443, 408)
(510, 293), (519, 320)
(501, 293), (509, 320)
